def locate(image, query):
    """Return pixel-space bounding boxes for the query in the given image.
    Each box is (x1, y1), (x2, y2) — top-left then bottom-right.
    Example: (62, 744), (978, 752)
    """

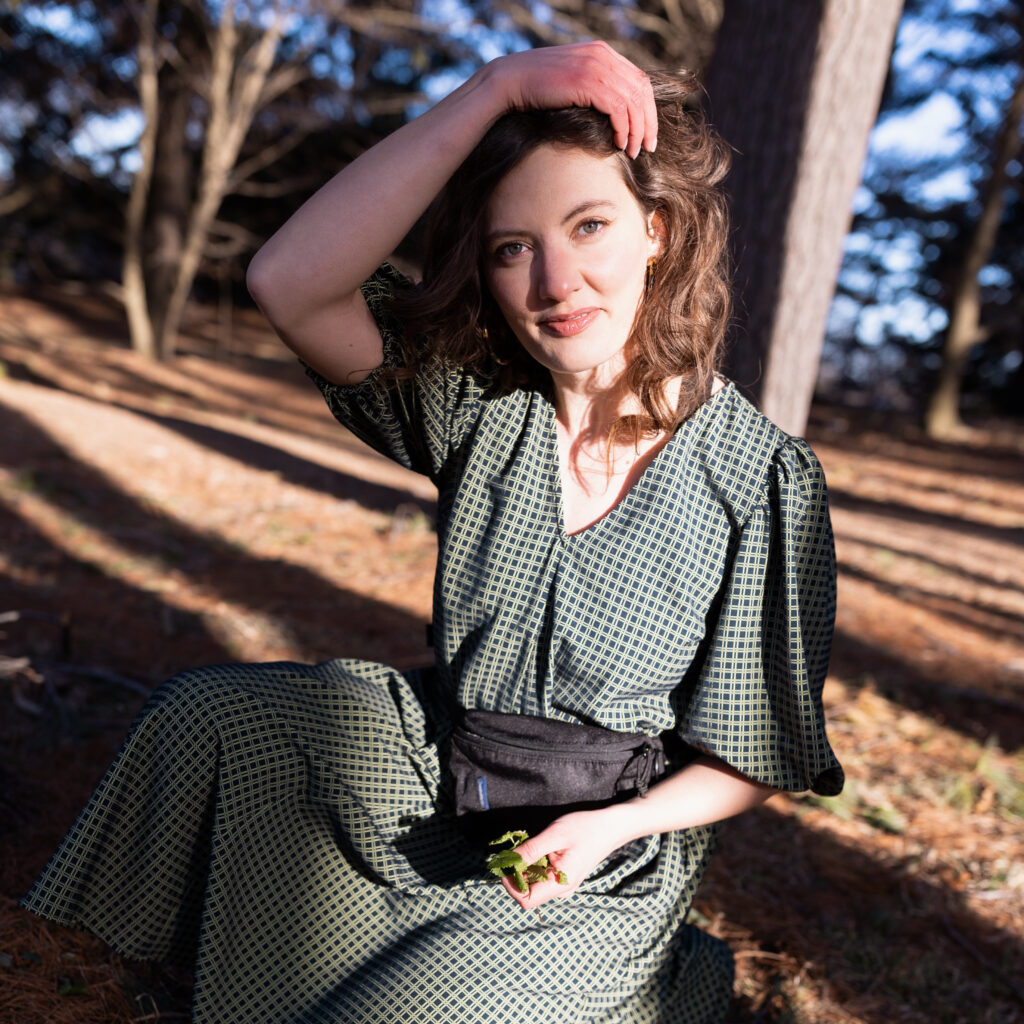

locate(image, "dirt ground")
(1, 287), (1022, 1024)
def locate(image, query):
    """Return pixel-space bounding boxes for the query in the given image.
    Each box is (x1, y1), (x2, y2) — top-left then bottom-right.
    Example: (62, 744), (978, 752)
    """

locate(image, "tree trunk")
(704, 0), (903, 436)
(122, 0), (160, 360)
(144, 55), (193, 349)
(924, 59), (1024, 439)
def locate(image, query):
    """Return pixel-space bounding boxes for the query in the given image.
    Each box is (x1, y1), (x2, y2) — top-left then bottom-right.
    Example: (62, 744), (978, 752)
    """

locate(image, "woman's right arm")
(245, 42), (657, 385)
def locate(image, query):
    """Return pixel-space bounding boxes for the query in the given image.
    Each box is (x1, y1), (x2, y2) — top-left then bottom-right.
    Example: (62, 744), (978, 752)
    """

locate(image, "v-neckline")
(543, 382), (733, 541)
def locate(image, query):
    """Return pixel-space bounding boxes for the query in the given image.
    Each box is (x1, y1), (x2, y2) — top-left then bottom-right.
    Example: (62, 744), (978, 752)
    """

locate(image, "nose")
(534, 245), (582, 303)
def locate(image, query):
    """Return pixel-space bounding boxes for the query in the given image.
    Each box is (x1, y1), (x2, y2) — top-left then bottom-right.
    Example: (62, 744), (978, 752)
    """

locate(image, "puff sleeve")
(676, 438), (844, 796)
(302, 263), (485, 484)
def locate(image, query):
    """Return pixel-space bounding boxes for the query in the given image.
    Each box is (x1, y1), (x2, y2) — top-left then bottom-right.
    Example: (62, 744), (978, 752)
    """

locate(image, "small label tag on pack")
(476, 775), (490, 810)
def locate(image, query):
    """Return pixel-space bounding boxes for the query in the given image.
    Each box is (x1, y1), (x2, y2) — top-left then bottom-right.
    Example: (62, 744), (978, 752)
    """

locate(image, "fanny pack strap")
(624, 740), (662, 797)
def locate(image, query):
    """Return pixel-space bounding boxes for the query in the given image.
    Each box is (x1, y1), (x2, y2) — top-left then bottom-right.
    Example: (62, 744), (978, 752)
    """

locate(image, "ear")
(646, 210), (666, 258)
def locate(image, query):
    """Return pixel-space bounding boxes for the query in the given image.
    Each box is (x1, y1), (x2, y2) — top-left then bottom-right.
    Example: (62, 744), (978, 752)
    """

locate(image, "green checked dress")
(22, 264), (843, 1023)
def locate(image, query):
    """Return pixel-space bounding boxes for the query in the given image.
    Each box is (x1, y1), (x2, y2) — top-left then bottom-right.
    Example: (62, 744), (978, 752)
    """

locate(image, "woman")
(22, 42), (843, 1023)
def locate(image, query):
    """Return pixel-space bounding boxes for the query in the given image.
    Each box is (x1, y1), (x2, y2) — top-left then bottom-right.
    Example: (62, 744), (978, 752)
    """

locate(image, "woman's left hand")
(498, 755), (778, 909)
(499, 809), (628, 909)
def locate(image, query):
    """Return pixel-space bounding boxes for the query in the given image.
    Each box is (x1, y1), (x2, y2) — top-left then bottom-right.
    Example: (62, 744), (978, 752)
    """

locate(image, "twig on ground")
(0, 655), (31, 677)
(54, 663), (153, 698)
(0, 609), (72, 657)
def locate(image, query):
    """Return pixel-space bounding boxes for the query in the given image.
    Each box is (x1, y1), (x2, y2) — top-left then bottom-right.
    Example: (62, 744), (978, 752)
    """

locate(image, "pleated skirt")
(20, 658), (733, 1023)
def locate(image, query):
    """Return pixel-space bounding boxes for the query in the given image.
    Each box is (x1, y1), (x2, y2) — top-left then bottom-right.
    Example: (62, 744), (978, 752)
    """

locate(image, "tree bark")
(704, 0), (903, 436)
(122, 0), (160, 360)
(145, 62), (191, 349)
(924, 58), (1024, 439)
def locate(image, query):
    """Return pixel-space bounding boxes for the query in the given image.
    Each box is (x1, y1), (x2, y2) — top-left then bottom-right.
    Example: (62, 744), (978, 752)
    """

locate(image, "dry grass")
(0, 897), (139, 1024)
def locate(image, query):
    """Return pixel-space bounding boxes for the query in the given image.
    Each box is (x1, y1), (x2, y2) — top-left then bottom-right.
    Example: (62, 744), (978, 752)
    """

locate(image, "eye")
(494, 240), (528, 259)
(577, 218), (607, 238)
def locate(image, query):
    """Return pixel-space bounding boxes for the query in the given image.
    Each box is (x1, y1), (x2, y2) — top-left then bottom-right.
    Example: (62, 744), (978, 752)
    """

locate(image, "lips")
(538, 308), (599, 338)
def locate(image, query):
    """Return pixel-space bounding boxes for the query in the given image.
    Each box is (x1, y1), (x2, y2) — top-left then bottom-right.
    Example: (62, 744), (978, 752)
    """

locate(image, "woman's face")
(483, 144), (661, 388)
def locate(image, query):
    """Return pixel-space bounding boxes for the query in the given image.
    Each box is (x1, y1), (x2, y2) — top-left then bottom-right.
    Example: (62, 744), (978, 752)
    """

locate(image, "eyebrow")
(485, 199), (617, 246)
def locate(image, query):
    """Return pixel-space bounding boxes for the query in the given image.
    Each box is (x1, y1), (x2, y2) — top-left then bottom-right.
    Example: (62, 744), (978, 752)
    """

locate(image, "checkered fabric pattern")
(22, 263), (841, 1023)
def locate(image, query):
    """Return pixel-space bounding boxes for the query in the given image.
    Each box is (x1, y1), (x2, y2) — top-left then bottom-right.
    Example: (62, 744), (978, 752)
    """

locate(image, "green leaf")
(485, 850), (527, 873)
(488, 830), (529, 848)
(484, 830), (569, 892)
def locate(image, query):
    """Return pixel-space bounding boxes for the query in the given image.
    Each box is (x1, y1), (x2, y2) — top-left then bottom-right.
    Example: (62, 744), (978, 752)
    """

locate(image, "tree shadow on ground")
(808, 408), (1024, 484)
(0, 497), (238, 878)
(0, 300), (355, 451)
(129, 408), (436, 518)
(835, 526), (1019, 596)
(0, 400), (433, 671)
(710, 802), (1023, 1023)
(828, 491), (1024, 548)
(1, 397), (436, 884)
(0, 332), (437, 516)
(10, 286), (131, 347)
(839, 559), (1024, 647)
(0, 434), (234, 686)
(830, 626), (1024, 750)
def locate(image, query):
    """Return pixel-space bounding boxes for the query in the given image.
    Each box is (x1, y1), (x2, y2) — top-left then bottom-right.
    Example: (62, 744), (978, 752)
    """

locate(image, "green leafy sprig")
(484, 830), (569, 894)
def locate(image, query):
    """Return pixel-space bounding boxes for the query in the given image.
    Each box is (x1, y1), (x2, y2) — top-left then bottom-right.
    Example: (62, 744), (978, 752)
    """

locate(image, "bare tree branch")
(658, 0), (687, 31)
(332, 8), (449, 35)
(199, 217), (263, 260)
(359, 92), (429, 116)
(231, 175), (320, 198)
(0, 184), (38, 218)
(228, 123), (319, 191)
(157, 3), (287, 358)
(259, 62), (311, 107)
(493, 0), (655, 67)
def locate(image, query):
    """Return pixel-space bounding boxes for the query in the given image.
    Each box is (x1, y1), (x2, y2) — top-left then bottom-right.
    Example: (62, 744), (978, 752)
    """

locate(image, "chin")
(543, 350), (628, 380)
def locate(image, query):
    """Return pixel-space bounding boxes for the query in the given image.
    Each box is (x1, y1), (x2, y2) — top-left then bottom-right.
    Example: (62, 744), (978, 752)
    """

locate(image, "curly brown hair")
(390, 70), (732, 436)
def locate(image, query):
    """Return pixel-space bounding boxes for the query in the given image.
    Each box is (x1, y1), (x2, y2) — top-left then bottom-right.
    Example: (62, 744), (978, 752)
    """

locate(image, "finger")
(509, 839), (541, 866)
(603, 91), (632, 153)
(595, 46), (651, 157)
(606, 74), (651, 158)
(640, 74), (658, 153)
(521, 869), (577, 910)
(620, 74), (645, 159)
(512, 835), (567, 871)
(579, 43), (634, 151)
(500, 874), (531, 904)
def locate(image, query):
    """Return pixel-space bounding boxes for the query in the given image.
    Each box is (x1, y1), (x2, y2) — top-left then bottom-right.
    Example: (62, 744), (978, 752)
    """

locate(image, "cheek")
(485, 271), (525, 321)
(597, 232), (649, 286)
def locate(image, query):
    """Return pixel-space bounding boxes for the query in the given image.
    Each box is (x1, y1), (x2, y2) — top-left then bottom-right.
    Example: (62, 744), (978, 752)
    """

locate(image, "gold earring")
(645, 257), (657, 297)
(480, 325), (489, 340)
